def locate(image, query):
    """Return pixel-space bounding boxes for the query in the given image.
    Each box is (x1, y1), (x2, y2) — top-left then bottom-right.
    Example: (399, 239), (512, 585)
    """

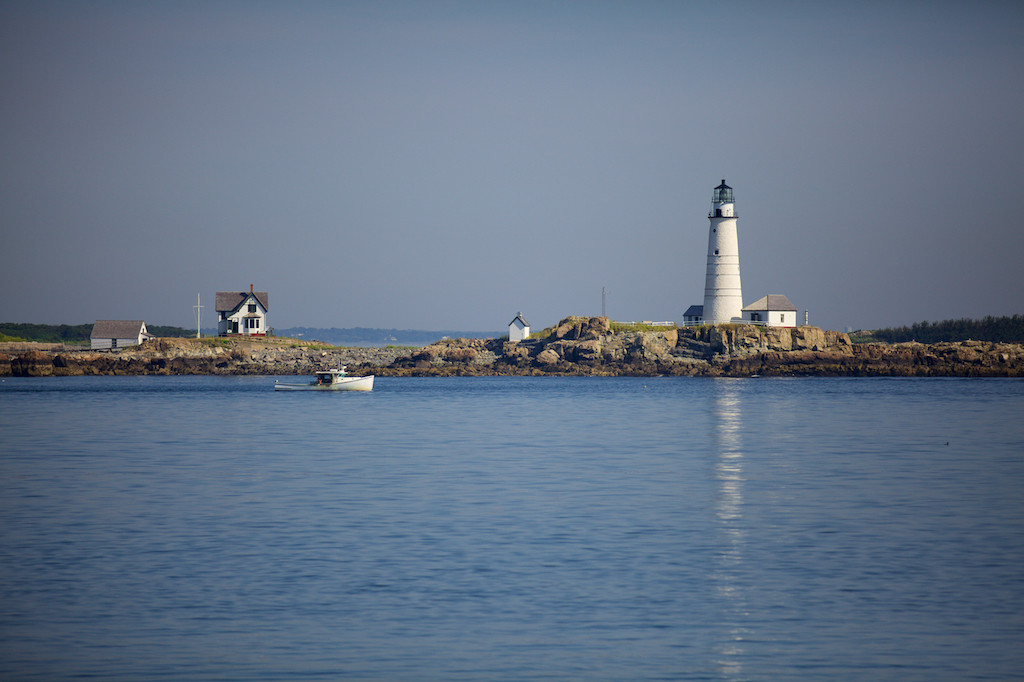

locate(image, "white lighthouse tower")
(702, 179), (743, 324)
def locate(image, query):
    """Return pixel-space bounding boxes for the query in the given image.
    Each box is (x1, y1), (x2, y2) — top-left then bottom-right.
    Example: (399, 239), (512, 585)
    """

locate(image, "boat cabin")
(315, 369), (346, 385)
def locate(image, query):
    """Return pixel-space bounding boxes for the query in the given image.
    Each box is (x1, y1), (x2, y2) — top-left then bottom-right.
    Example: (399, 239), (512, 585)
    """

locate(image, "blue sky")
(2, 1), (1022, 332)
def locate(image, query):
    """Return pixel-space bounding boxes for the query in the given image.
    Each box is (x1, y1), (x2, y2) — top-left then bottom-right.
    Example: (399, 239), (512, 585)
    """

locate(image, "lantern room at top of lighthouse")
(709, 179), (736, 218)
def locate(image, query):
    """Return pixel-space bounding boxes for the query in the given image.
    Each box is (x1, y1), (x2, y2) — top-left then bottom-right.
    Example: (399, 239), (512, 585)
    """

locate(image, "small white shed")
(90, 320), (153, 350)
(741, 295), (798, 327)
(509, 313), (530, 342)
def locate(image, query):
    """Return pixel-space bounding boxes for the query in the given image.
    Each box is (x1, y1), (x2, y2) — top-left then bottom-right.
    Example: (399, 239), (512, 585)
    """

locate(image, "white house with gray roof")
(742, 294), (797, 327)
(90, 320), (154, 350)
(216, 285), (269, 336)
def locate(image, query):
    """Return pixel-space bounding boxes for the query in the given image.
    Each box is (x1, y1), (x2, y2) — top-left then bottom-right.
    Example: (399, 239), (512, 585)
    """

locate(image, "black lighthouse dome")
(713, 179), (733, 204)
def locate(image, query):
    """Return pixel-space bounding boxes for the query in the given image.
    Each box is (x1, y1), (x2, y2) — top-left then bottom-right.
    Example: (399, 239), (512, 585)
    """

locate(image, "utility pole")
(194, 294), (203, 338)
(601, 287), (607, 317)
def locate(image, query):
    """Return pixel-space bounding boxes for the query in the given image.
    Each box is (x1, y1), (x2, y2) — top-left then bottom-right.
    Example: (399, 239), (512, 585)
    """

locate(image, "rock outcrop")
(374, 317), (1024, 377)
(4, 320), (1023, 378)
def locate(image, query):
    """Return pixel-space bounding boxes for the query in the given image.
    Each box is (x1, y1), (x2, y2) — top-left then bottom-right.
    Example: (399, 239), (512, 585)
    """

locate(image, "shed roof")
(683, 304), (704, 317)
(91, 320), (147, 339)
(509, 313), (529, 327)
(742, 295), (797, 312)
(216, 290), (269, 313)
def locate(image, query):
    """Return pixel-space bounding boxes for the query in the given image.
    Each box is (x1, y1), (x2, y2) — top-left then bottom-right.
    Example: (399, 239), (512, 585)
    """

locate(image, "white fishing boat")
(274, 367), (374, 392)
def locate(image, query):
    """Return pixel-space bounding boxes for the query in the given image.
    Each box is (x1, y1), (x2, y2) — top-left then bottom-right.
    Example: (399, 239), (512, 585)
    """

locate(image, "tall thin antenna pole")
(194, 293), (204, 338)
(601, 287), (606, 317)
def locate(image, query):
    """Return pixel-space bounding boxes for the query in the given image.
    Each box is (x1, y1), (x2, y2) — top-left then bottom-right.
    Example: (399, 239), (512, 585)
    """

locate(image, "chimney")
(250, 284), (254, 293)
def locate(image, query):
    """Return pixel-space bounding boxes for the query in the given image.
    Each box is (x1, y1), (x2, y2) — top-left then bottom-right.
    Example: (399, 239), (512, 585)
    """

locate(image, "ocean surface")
(1, 376), (1022, 681)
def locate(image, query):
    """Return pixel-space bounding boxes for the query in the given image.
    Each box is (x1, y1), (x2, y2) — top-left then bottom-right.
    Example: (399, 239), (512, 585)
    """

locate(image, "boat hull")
(274, 375), (374, 391)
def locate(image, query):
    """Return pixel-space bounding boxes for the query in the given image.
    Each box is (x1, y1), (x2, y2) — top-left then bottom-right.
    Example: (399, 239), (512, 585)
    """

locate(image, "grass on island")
(191, 336), (339, 351)
(522, 320), (678, 342)
(609, 321), (679, 333)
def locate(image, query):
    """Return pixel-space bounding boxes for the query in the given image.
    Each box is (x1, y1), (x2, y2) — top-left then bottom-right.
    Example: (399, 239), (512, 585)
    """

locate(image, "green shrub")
(869, 315), (1024, 344)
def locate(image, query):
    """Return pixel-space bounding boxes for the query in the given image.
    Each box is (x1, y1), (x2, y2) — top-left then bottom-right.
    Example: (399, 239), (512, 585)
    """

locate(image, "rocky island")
(3, 316), (1023, 378)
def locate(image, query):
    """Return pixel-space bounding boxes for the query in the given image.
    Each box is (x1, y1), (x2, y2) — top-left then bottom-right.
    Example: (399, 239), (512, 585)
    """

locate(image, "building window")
(246, 318), (260, 330)
(714, 249), (719, 255)
(780, 314), (786, 323)
(248, 303), (257, 313)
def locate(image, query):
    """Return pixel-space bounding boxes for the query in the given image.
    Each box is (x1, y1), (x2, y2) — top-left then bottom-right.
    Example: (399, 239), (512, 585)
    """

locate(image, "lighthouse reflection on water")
(711, 378), (748, 679)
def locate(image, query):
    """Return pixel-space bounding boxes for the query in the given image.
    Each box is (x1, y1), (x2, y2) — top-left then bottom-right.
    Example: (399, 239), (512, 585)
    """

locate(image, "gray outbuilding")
(90, 320), (154, 350)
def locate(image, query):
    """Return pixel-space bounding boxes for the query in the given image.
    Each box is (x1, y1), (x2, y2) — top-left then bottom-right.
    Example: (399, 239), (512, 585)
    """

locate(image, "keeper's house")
(741, 294), (797, 328)
(216, 286), (269, 336)
(90, 320), (154, 350)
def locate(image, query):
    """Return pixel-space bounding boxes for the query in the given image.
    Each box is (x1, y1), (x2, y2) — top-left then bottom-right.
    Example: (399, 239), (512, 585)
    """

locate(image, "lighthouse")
(702, 179), (743, 324)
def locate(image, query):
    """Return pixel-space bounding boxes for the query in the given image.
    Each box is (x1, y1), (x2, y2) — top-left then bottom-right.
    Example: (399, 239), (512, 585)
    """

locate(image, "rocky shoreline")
(0, 338), (413, 378)
(3, 317), (1023, 378)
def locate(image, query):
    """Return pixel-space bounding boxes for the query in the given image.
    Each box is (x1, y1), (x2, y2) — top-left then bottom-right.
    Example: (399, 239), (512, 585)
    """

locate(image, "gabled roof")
(216, 290), (269, 314)
(91, 320), (148, 339)
(742, 295), (797, 312)
(683, 304), (704, 317)
(509, 313), (529, 326)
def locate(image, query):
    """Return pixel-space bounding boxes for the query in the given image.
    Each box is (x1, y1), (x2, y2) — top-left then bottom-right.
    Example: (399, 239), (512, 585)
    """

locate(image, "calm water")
(1, 376), (1022, 681)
